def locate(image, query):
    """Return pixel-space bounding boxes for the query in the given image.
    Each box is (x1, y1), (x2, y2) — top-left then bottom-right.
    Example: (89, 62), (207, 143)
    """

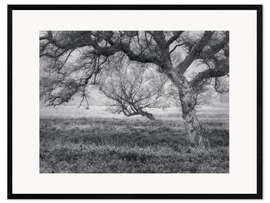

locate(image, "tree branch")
(176, 31), (214, 74)
(147, 31), (167, 48)
(166, 31), (184, 46)
(169, 43), (185, 54)
(191, 59), (229, 90)
(200, 31), (229, 59)
(120, 41), (160, 65)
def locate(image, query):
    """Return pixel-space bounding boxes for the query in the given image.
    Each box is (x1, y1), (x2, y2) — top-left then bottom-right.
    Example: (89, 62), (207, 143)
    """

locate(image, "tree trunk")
(140, 110), (155, 120)
(166, 70), (208, 148)
(179, 91), (208, 148)
(181, 98), (203, 145)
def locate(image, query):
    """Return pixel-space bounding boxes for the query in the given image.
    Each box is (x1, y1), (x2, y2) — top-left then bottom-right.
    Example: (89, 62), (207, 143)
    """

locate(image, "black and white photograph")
(39, 30), (229, 173)
(8, 4), (262, 199)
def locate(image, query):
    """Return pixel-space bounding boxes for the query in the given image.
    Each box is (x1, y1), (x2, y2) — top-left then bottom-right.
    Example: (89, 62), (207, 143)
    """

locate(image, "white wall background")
(0, 0), (268, 202)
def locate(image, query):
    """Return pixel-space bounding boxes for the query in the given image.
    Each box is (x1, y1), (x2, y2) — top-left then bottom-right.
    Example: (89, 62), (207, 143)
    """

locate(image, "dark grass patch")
(40, 117), (229, 173)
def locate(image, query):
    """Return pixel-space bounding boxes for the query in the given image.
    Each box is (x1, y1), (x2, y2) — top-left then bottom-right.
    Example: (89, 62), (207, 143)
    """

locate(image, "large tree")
(40, 31), (229, 147)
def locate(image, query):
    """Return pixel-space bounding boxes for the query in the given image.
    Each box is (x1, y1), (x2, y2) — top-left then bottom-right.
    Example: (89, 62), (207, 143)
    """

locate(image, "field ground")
(40, 106), (229, 173)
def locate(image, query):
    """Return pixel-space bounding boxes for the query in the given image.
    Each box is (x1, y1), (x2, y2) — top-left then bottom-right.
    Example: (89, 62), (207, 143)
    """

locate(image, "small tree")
(100, 62), (166, 120)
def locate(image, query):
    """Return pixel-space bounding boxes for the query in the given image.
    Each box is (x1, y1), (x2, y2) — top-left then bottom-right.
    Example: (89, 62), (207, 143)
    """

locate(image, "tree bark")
(180, 93), (204, 146)
(139, 110), (155, 120)
(166, 70), (208, 147)
(179, 90), (210, 148)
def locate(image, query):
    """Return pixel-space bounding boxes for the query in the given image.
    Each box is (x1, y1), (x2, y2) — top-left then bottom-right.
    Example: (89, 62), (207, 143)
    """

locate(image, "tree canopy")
(40, 31), (229, 107)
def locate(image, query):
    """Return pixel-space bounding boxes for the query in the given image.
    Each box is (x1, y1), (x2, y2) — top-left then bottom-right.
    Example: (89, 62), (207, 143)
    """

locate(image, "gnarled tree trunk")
(167, 70), (208, 148)
(179, 89), (210, 148)
(179, 92), (204, 146)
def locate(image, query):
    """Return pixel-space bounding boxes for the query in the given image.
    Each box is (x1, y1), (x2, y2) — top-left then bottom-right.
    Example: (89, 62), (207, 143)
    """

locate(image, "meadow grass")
(40, 117), (229, 173)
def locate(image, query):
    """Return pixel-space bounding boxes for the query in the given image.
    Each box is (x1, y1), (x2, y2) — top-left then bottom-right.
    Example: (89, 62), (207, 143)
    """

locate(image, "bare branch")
(169, 43), (185, 54)
(166, 31), (184, 46)
(100, 64), (166, 120)
(191, 58), (229, 90)
(176, 31), (214, 74)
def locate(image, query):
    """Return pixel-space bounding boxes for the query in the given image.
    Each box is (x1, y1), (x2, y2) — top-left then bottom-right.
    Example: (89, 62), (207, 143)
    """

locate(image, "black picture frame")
(7, 4), (263, 199)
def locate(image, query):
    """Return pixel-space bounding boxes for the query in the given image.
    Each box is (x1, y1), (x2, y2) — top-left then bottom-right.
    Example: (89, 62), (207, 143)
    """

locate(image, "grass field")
(40, 106), (229, 173)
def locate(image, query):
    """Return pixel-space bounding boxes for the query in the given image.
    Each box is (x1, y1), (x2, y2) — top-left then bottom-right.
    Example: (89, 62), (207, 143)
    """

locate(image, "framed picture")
(8, 4), (263, 199)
